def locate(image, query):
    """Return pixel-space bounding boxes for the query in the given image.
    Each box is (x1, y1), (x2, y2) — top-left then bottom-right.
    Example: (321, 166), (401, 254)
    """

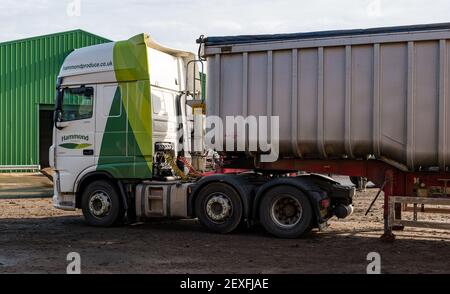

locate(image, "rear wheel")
(259, 186), (313, 238)
(350, 176), (368, 190)
(195, 183), (243, 234)
(81, 180), (124, 227)
(349, 176), (359, 186)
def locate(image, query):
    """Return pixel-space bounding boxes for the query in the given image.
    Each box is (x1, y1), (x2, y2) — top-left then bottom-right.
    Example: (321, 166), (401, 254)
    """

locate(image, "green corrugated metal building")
(0, 30), (111, 171)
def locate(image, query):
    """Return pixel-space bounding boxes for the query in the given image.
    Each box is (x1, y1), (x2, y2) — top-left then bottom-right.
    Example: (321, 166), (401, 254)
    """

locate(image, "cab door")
(54, 85), (96, 192)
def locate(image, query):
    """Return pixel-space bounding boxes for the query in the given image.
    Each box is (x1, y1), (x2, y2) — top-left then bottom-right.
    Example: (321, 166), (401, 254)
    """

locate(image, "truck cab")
(51, 33), (197, 211)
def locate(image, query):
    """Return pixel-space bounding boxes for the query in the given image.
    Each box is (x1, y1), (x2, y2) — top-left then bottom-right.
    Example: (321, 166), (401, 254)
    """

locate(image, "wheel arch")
(75, 171), (118, 209)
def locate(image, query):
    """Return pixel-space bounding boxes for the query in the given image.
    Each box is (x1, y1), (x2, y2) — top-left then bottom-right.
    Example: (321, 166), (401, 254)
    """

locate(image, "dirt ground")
(0, 175), (449, 274)
(0, 173), (53, 198)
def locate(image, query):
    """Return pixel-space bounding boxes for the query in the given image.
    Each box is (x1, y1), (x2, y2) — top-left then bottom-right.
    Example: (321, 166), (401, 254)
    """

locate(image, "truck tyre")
(81, 180), (124, 227)
(349, 176), (359, 186)
(259, 186), (313, 238)
(350, 176), (368, 190)
(195, 183), (243, 234)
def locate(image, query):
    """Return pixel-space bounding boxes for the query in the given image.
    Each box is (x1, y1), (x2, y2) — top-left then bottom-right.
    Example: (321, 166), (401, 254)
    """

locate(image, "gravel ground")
(0, 177), (449, 274)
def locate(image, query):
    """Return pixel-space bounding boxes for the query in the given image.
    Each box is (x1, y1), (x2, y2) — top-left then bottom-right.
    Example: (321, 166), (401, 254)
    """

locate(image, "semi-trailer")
(51, 23), (450, 239)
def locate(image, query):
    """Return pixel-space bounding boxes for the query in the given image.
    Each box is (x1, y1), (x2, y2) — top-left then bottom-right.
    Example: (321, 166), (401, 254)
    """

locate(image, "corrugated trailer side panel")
(0, 30), (110, 169)
(204, 25), (450, 171)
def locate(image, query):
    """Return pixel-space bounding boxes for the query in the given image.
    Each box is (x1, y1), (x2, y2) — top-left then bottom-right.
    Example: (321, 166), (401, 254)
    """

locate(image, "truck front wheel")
(81, 180), (124, 227)
(195, 183), (243, 234)
(259, 186), (313, 238)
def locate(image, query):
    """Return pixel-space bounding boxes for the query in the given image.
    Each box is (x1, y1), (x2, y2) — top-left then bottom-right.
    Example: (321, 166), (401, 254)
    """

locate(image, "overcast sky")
(1, 0), (450, 53)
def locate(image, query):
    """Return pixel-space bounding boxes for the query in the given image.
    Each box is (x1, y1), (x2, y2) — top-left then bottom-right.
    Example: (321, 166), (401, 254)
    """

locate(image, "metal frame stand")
(389, 196), (450, 231)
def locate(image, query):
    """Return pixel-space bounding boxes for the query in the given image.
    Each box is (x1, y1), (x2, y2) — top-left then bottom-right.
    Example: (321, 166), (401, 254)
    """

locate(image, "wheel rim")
(205, 193), (233, 223)
(88, 190), (112, 218)
(270, 195), (303, 228)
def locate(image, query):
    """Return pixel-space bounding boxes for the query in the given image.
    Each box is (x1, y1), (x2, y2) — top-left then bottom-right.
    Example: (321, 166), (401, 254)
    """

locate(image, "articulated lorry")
(51, 23), (450, 239)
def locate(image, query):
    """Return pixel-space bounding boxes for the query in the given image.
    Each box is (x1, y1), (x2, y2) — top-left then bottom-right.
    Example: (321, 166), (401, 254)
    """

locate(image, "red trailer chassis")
(257, 159), (450, 241)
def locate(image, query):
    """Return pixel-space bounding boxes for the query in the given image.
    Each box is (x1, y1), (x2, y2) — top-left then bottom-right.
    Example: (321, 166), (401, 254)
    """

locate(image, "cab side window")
(152, 90), (167, 115)
(61, 86), (94, 121)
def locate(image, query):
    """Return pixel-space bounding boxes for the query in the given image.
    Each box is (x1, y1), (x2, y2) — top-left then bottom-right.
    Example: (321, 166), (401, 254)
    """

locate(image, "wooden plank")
(389, 198), (396, 228)
(393, 220), (450, 230)
(403, 205), (450, 214)
(392, 196), (450, 206)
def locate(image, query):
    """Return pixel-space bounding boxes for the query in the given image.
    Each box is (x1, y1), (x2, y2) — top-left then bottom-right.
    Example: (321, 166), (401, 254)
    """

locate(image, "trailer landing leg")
(381, 219), (396, 242)
(381, 170), (396, 242)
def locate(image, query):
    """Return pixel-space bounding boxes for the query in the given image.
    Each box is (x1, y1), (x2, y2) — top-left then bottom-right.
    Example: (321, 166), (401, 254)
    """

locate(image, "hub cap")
(88, 190), (112, 218)
(206, 194), (232, 223)
(271, 195), (302, 228)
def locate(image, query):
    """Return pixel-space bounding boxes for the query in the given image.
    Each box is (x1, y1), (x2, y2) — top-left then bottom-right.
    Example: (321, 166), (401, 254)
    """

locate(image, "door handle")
(83, 149), (94, 156)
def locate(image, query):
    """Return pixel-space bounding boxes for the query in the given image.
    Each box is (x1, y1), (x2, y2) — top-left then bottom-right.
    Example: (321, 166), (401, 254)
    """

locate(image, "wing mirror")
(54, 109), (69, 129)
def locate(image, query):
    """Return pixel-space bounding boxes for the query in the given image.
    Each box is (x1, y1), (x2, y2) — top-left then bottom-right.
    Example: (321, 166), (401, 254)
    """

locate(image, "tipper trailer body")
(203, 23), (450, 172)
